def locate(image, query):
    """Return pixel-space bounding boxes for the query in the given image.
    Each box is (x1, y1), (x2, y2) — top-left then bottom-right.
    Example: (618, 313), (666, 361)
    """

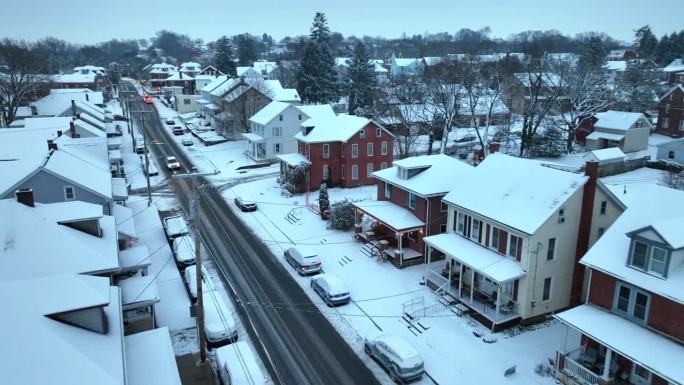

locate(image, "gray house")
(656, 137), (684, 164)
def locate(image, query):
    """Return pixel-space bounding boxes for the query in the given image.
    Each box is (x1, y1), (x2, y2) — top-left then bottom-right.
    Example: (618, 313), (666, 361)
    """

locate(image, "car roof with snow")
(173, 236), (195, 262)
(374, 334), (422, 365)
(315, 274), (348, 294)
(215, 341), (266, 385)
(203, 289), (237, 336)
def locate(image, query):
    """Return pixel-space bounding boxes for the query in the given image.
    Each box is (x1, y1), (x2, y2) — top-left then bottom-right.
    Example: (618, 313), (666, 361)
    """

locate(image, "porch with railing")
(556, 347), (603, 385)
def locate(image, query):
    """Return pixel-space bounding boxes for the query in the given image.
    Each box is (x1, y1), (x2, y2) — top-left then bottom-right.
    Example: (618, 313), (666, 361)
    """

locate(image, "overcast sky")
(1, 0), (680, 45)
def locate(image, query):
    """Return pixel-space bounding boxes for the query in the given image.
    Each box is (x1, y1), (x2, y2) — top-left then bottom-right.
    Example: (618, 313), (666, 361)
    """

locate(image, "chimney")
(57, 130), (63, 137)
(71, 99), (77, 116)
(30, 105), (37, 116)
(69, 121), (76, 137)
(15, 188), (34, 207)
(85, 93), (89, 102)
(488, 142), (500, 154)
(179, 71), (183, 79)
(570, 160), (599, 306)
(47, 139), (57, 151)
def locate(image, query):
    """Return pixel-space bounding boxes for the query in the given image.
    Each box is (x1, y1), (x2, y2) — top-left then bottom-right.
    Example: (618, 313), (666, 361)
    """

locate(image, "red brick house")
(352, 154), (472, 267)
(277, 114), (394, 192)
(662, 59), (684, 85)
(554, 184), (684, 385)
(655, 84), (684, 137)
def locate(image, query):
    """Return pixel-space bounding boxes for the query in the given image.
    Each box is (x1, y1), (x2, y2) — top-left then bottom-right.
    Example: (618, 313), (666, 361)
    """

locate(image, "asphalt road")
(122, 83), (383, 385)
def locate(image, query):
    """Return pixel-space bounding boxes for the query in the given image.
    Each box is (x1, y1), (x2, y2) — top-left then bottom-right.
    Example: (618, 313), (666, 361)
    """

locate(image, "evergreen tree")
(634, 25), (658, 59)
(578, 36), (607, 73)
(532, 126), (565, 158)
(347, 42), (378, 116)
(617, 59), (660, 112)
(330, 199), (355, 231)
(214, 36), (236, 76)
(296, 13), (339, 104)
(318, 183), (330, 218)
(235, 33), (257, 65)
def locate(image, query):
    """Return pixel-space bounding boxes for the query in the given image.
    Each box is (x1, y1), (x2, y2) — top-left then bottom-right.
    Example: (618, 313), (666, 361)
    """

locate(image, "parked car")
(163, 215), (189, 240)
(183, 265), (213, 302)
(165, 119), (175, 125)
(135, 141), (146, 154)
(144, 162), (158, 176)
(215, 341), (266, 385)
(364, 334), (425, 384)
(173, 126), (185, 136)
(203, 288), (238, 347)
(166, 156), (180, 170)
(143, 95), (153, 104)
(284, 246), (321, 275)
(172, 235), (195, 268)
(311, 274), (350, 306)
(181, 136), (193, 146)
(113, 114), (128, 121)
(234, 196), (257, 212)
(456, 133), (477, 143)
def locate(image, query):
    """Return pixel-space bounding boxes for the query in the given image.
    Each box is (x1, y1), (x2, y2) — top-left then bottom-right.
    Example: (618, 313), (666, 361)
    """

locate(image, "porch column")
(425, 246), (432, 280)
(601, 348), (613, 380)
(470, 269), (475, 304)
(458, 263), (463, 299)
(397, 232), (403, 266)
(448, 261), (453, 288)
(495, 284), (501, 320)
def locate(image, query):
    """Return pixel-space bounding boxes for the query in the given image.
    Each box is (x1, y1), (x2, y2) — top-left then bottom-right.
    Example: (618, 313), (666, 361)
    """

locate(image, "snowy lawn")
(222, 177), (561, 385)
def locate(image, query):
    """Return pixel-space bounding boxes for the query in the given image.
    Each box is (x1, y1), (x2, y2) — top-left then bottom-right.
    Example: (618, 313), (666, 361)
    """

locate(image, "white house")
(389, 55), (422, 78)
(237, 60), (278, 79)
(244, 101), (335, 161)
(586, 110), (652, 153)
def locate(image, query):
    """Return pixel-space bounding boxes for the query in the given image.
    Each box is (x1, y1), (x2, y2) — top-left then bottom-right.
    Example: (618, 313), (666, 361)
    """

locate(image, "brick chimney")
(69, 121), (76, 137)
(15, 188), (34, 207)
(570, 161), (599, 306)
(71, 99), (77, 116)
(47, 139), (57, 151)
(85, 93), (89, 102)
(57, 130), (63, 137)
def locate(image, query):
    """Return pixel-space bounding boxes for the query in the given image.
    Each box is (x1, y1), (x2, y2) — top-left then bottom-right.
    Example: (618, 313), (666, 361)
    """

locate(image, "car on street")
(203, 288), (238, 347)
(284, 246), (321, 275)
(165, 119), (175, 125)
(173, 126), (185, 136)
(310, 274), (350, 306)
(135, 139), (146, 154)
(166, 156), (180, 170)
(143, 95), (153, 104)
(172, 235), (195, 268)
(183, 265), (213, 302)
(456, 133), (477, 143)
(364, 334), (424, 384)
(181, 136), (193, 146)
(216, 342), (265, 385)
(163, 214), (189, 240)
(143, 162), (158, 176)
(234, 196), (257, 212)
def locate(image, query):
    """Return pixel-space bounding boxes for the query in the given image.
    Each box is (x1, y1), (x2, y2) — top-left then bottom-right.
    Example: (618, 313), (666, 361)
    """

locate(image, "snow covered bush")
(318, 183), (330, 218)
(329, 199), (355, 230)
(283, 162), (309, 193)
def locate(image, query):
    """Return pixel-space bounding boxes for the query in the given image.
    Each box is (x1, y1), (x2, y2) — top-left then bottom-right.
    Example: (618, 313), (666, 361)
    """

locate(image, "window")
(491, 227), (500, 249)
(408, 192), (417, 210)
(509, 234), (523, 261)
(376, 127), (382, 137)
(323, 165), (329, 180)
(272, 127), (282, 137)
(680, 120), (684, 131)
(322, 144), (329, 159)
(359, 129), (365, 139)
(649, 246), (667, 276)
(441, 202), (448, 212)
(367, 163), (373, 176)
(630, 241), (648, 270)
(279, 115), (283, 121)
(381, 141), (388, 155)
(298, 114), (302, 120)
(380, 162), (388, 169)
(542, 277), (552, 301)
(351, 165), (358, 180)
(341, 144), (345, 158)
(183, 99), (191, 105)
(367, 142), (374, 156)
(440, 223), (447, 233)
(384, 182), (392, 198)
(665, 104), (671, 113)
(64, 186), (75, 200)
(598, 227), (605, 238)
(455, 212), (465, 233)
(558, 208), (566, 223)
(470, 219), (481, 242)
(614, 282), (650, 322)
(351, 144), (358, 158)
(273, 143), (281, 154)
(341, 164), (345, 179)
(633, 365), (651, 382)
(662, 118), (669, 128)
(547, 238), (556, 260)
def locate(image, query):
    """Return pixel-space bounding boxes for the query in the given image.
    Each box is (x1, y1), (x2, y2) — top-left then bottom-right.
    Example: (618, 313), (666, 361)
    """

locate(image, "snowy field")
(222, 177), (561, 385)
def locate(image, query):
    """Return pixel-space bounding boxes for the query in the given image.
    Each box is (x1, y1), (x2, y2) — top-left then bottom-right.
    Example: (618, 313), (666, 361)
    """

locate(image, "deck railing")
(557, 350), (601, 385)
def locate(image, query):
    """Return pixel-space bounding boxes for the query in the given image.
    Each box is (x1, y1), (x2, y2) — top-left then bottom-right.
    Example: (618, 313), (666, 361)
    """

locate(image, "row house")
(583, 110), (652, 153)
(244, 101), (335, 162)
(237, 60), (279, 79)
(147, 63), (177, 80)
(554, 184), (684, 385)
(655, 84), (684, 137)
(179, 62), (202, 77)
(662, 58), (684, 85)
(353, 154), (472, 268)
(607, 49), (637, 61)
(389, 55), (423, 79)
(335, 57), (389, 83)
(503, 72), (567, 114)
(423, 154), (623, 331)
(51, 72), (105, 91)
(277, 114), (394, 193)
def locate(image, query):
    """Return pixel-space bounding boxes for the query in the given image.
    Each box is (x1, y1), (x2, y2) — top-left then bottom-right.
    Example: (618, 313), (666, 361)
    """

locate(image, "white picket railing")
(562, 354), (600, 385)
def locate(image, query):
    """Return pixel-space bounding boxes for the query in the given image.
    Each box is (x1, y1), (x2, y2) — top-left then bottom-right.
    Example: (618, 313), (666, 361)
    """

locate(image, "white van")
(215, 341), (266, 385)
(163, 215), (189, 239)
(172, 235), (195, 268)
(183, 264), (212, 302)
(134, 136), (145, 154)
(284, 246), (322, 275)
(203, 288), (238, 347)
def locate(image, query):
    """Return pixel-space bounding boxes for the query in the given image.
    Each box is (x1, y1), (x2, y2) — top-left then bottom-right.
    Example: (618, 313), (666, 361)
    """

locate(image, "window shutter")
(498, 230), (508, 254)
(516, 238), (523, 262)
(513, 280), (519, 301)
(485, 224), (490, 246)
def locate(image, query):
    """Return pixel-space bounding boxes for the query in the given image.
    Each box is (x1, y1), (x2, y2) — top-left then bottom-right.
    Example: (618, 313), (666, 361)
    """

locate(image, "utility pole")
(172, 169), (219, 363)
(141, 113), (152, 207)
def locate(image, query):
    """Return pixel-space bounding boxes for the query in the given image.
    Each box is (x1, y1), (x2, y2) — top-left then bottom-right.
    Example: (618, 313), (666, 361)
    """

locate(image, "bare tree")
(0, 40), (43, 125)
(425, 59), (464, 154)
(221, 79), (275, 136)
(380, 78), (430, 158)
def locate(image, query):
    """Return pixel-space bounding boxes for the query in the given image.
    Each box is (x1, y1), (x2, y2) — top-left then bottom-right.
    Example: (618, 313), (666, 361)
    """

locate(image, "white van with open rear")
(284, 246), (321, 275)
(215, 341), (266, 385)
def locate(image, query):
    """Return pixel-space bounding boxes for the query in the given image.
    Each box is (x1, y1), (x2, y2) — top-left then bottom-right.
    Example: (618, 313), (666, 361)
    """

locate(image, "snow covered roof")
(276, 153), (311, 166)
(556, 305), (684, 385)
(34, 200), (103, 223)
(241, 132), (265, 142)
(372, 154), (473, 197)
(22, 116), (72, 130)
(581, 184), (684, 303)
(353, 200), (425, 232)
(52, 73), (97, 84)
(118, 244), (151, 273)
(297, 104), (336, 121)
(425, 233), (526, 283)
(124, 327), (182, 385)
(113, 204), (137, 240)
(31, 89), (104, 115)
(662, 58), (684, 73)
(379, 103), (440, 126)
(659, 84), (684, 101)
(118, 275), (159, 309)
(45, 149), (113, 199)
(49, 88), (105, 104)
(200, 75), (230, 93)
(215, 342), (266, 385)
(295, 114), (380, 144)
(443, 154), (588, 235)
(594, 110), (650, 131)
(393, 57), (420, 67)
(458, 95), (509, 116)
(585, 131), (625, 141)
(249, 100), (291, 125)
(513, 72), (563, 88)
(0, 274), (125, 385)
(583, 147), (626, 164)
(604, 60), (627, 72)
(252, 60), (278, 73)
(179, 61), (201, 69)
(163, 71), (194, 81)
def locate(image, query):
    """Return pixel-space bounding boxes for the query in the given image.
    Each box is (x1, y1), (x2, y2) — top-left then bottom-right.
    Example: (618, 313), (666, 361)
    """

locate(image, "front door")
(257, 143), (266, 158)
(630, 364), (651, 385)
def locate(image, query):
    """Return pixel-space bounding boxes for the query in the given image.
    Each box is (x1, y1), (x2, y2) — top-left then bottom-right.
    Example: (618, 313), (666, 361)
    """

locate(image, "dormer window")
(397, 166), (408, 179)
(628, 239), (669, 278)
